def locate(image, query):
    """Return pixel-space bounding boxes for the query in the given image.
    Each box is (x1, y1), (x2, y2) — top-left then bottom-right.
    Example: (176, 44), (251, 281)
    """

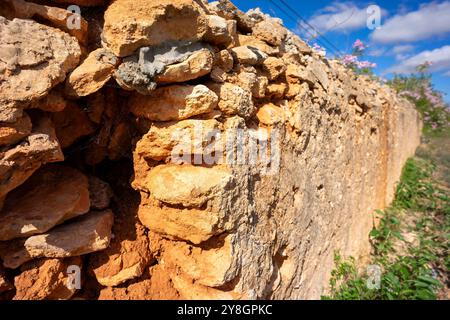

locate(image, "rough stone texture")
(204, 14), (237, 46)
(32, 90), (68, 113)
(229, 46), (267, 65)
(133, 118), (222, 162)
(138, 196), (223, 244)
(262, 57), (287, 81)
(103, 0), (208, 57)
(88, 176), (113, 210)
(237, 34), (279, 56)
(0, 116), (64, 200)
(256, 103), (284, 125)
(130, 85), (218, 122)
(65, 49), (119, 97)
(208, 82), (255, 118)
(163, 234), (237, 287)
(209, 0), (254, 33)
(252, 19), (287, 46)
(0, 0), (424, 300)
(90, 187), (150, 287)
(51, 103), (96, 149)
(98, 264), (180, 300)
(141, 164), (233, 208)
(0, 113), (32, 146)
(0, 165), (90, 241)
(0, 210), (114, 269)
(155, 48), (214, 84)
(0, 17), (81, 122)
(115, 42), (212, 94)
(13, 257), (81, 300)
(0, 0), (89, 45)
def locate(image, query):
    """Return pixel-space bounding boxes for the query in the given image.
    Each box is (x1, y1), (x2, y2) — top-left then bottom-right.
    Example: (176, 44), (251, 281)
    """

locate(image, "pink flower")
(357, 60), (376, 69)
(400, 90), (421, 100)
(352, 39), (366, 51)
(341, 54), (358, 66)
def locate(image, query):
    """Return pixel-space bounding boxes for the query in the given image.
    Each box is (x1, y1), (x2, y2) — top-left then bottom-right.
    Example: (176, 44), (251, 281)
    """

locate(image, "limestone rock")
(155, 48), (214, 84)
(266, 83), (287, 99)
(237, 34), (279, 56)
(256, 103), (284, 125)
(130, 85), (218, 122)
(65, 49), (119, 97)
(283, 31), (312, 55)
(262, 57), (287, 80)
(0, 165), (90, 241)
(229, 46), (267, 65)
(252, 19), (287, 46)
(286, 62), (329, 91)
(0, 113), (32, 146)
(236, 72), (268, 99)
(204, 15), (236, 46)
(51, 103), (96, 149)
(1, 210), (114, 269)
(209, 0), (254, 33)
(1, 0), (89, 45)
(134, 119), (222, 162)
(208, 82), (255, 118)
(90, 189), (150, 287)
(32, 90), (68, 113)
(138, 197), (223, 244)
(214, 50), (234, 72)
(141, 164), (233, 208)
(0, 17), (81, 122)
(103, 0), (208, 57)
(13, 257), (81, 300)
(164, 235), (238, 287)
(115, 42), (211, 94)
(0, 116), (64, 200)
(170, 273), (237, 299)
(88, 176), (113, 210)
(98, 264), (180, 300)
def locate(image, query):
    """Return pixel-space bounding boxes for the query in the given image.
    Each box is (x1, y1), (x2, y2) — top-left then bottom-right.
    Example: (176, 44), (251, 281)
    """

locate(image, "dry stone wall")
(0, 0), (421, 299)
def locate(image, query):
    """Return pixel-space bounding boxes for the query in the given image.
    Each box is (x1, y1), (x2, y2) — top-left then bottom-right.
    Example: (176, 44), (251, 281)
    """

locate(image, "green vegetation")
(388, 62), (450, 135)
(323, 158), (449, 300)
(323, 63), (449, 300)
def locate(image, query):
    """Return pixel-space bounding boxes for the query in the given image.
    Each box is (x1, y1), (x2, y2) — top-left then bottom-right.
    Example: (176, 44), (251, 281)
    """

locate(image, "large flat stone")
(130, 84), (218, 122)
(0, 116), (64, 200)
(103, 0), (208, 57)
(0, 17), (81, 122)
(0, 210), (114, 269)
(0, 165), (90, 241)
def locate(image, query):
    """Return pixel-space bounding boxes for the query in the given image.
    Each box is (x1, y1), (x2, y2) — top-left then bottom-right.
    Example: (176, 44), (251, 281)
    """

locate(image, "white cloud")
(386, 45), (450, 74)
(391, 45), (415, 54)
(367, 47), (387, 57)
(306, 2), (386, 35)
(391, 44), (415, 61)
(444, 70), (450, 77)
(371, 2), (450, 43)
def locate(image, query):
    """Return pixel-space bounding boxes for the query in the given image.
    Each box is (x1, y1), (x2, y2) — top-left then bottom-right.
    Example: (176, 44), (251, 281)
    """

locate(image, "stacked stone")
(0, 0), (421, 300)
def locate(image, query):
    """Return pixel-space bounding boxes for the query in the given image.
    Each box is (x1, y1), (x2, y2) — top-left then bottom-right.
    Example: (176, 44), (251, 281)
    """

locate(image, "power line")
(268, 0), (316, 41)
(268, 0), (339, 57)
(278, 0), (345, 57)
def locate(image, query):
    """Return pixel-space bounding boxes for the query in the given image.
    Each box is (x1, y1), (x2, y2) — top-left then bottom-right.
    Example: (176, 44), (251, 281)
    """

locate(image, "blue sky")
(232, 0), (450, 102)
